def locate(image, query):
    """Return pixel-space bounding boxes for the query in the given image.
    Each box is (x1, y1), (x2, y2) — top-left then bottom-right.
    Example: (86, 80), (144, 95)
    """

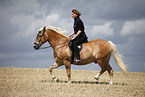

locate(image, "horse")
(33, 26), (127, 84)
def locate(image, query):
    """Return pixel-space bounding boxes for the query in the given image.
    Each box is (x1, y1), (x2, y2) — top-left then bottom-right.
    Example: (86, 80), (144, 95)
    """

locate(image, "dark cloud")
(94, 0), (145, 20)
(44, 0), (145, 20)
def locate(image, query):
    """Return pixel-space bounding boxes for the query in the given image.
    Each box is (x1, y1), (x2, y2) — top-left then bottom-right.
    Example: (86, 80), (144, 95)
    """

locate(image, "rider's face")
(72, 12), (77, 19)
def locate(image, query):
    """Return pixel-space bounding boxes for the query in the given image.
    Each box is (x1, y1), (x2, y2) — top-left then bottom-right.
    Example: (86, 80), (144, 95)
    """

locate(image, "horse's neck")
(46, 30), (69, 49)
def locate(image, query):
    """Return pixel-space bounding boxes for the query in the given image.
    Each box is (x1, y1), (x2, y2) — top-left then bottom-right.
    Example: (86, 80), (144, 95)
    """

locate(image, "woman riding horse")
(33, 26), (127, 84)
(69, 9), (88, 63)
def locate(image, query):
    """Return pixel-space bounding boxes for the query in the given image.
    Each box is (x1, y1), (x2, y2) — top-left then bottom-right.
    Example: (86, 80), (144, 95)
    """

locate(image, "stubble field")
(0, 67), (144, 97)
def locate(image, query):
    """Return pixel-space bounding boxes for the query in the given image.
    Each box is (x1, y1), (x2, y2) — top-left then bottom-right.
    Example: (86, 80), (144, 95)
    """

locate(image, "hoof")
(52, 77), (59, 82)
(109, 81), (113, 85)
(94, 79), (98, 83)
(67, 81), (72, 84)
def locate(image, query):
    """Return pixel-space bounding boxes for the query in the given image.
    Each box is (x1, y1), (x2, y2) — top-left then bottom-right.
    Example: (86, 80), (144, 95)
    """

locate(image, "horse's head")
(33, 26), (47, 50)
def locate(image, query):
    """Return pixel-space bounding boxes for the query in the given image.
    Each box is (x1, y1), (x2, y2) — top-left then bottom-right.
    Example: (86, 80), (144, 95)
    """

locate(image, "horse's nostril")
(33, 45), (36, 48)
(33, 44), (39, 50)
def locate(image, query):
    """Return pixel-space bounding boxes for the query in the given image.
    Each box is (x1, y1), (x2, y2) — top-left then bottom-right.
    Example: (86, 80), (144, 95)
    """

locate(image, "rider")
(69, 9), (88, 63)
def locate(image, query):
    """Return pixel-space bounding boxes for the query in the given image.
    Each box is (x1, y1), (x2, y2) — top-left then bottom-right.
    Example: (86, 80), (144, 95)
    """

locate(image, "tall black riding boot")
(74, 47), (81, 63)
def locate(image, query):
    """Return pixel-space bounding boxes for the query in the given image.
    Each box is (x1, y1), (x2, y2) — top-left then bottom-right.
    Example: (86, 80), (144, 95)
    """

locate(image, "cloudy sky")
(0, 0), (145, 72)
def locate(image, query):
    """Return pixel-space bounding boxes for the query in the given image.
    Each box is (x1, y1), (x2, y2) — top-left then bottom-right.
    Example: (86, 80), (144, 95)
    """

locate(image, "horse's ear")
(44, 26), (46, 30)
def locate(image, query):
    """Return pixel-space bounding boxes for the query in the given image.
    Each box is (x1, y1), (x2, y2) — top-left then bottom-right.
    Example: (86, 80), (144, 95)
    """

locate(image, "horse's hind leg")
(94, 62), (107, 82)
(106, 63), (114, 84)
(49, 62), (62, 81)
(94, 69), (106, 82)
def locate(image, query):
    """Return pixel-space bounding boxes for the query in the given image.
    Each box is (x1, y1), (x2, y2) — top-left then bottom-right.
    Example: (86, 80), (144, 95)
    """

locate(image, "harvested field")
(0, 68), (144, 97)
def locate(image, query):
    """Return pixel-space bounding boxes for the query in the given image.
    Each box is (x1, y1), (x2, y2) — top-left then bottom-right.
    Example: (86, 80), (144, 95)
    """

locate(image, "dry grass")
(0, 67), (145, 97)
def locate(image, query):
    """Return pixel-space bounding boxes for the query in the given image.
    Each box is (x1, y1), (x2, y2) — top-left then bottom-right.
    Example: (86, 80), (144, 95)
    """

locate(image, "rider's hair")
(72, 9), (81, 16)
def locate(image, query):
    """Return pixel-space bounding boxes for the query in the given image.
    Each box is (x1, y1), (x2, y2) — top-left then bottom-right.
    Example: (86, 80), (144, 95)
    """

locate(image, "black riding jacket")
(73, 16), (87, 39)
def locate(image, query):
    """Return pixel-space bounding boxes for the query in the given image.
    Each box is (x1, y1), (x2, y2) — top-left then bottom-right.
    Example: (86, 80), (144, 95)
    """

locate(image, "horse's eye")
(39, 35), (42, 37)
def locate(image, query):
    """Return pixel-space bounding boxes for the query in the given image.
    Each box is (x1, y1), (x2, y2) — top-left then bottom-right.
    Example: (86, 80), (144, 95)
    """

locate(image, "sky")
(0, 0), (145, 72)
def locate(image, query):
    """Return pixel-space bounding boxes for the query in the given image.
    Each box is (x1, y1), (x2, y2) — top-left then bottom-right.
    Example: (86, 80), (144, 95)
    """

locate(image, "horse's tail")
(108, 41), (128, 76)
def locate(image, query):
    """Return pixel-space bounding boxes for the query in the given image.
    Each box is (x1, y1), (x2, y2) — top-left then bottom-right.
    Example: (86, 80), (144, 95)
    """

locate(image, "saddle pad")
(69, 41), (82, 52)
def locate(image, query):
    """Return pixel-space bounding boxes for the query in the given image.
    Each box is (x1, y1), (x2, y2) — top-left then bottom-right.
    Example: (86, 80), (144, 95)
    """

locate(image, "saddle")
(69, 40), (88, 64)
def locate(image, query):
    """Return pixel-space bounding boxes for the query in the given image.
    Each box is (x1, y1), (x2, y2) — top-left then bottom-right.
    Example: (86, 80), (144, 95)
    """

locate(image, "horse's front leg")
(49, 62), (62, 81)
(64, 60), (71, 83)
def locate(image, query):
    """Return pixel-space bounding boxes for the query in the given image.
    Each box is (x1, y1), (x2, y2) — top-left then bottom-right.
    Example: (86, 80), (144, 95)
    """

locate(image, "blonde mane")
(39, 26), (68, 38)
(47, 26), (68, 38)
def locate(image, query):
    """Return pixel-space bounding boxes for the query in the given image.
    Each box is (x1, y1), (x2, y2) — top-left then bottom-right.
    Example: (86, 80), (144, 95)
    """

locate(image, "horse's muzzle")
(33, 43), (40, 50)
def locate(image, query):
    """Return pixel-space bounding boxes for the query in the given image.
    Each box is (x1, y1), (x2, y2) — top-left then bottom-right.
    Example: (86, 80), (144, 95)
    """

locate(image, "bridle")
(38, 29), (46, 44)
(34, 28), (47, 48)
(34, 28), (68, 49)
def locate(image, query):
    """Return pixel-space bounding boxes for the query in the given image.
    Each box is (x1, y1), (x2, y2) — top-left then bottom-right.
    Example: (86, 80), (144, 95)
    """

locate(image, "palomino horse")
(33, 26), (127, 84)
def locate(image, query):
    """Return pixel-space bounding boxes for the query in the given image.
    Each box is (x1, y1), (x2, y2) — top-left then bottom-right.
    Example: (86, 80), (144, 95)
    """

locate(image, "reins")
(40, 45), (52, 49)
(40, 42), (66, 49)
(40, 42), (67, 49)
